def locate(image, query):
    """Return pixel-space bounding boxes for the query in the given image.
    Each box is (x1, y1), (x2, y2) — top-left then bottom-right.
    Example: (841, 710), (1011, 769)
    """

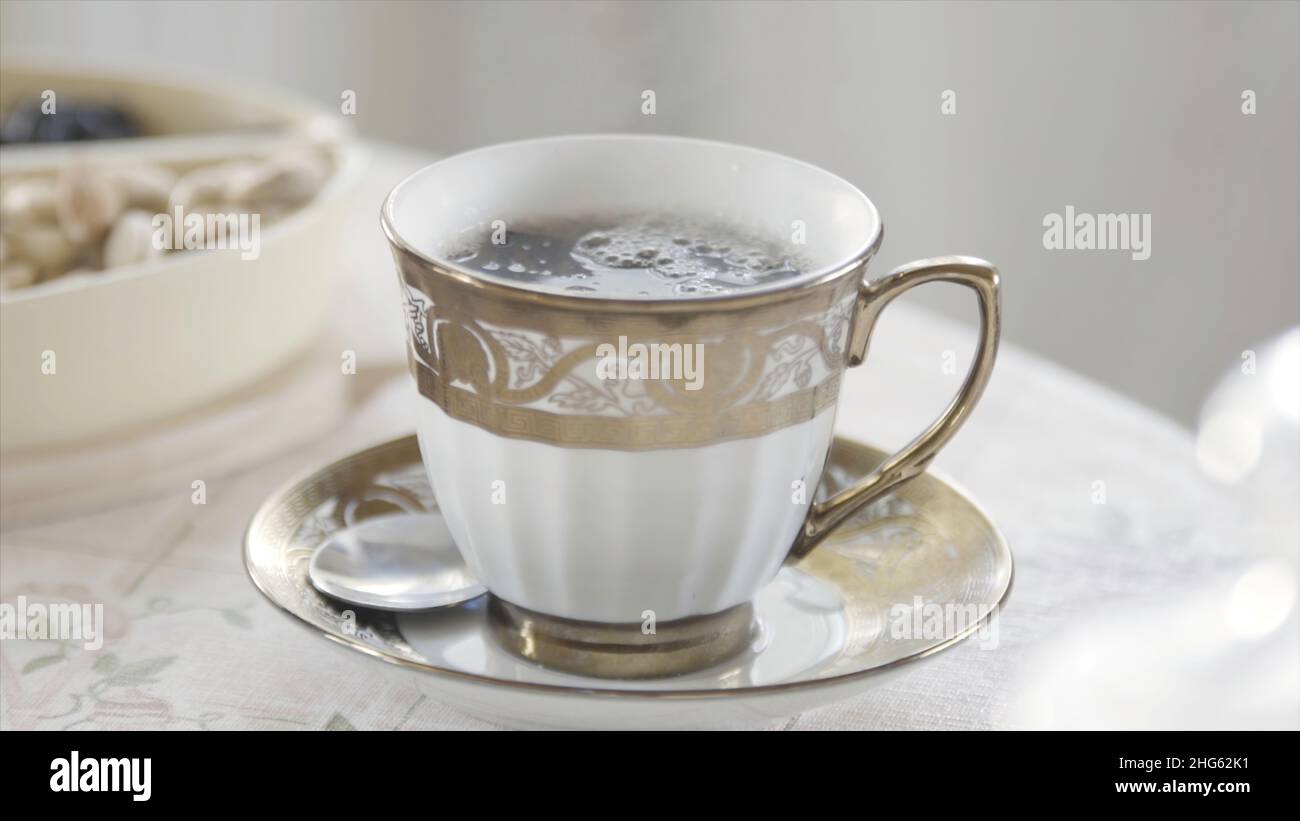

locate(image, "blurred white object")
(1010, 563), (1298, 729)
(1009, 328), (1300, 730)
(1197, 328), (1300, 494)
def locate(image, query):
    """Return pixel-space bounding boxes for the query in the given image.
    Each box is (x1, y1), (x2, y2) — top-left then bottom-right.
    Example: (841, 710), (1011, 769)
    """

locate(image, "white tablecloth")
(3, 143), (1295, 730)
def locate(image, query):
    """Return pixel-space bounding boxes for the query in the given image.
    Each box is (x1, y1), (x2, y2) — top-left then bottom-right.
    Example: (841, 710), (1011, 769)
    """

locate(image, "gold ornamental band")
(408, 348), (842, 450)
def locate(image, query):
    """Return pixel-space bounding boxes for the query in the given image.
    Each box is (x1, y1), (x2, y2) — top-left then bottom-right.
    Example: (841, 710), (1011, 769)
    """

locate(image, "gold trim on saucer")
(243, 433), (1013, 700)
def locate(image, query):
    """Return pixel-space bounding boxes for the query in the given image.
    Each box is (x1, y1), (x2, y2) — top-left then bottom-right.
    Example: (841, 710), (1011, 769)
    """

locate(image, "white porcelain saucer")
(245, 434), (1012, 730)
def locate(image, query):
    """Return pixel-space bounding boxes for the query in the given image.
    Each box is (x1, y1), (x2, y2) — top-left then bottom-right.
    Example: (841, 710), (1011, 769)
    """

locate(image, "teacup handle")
(788, 256), (1001, 560)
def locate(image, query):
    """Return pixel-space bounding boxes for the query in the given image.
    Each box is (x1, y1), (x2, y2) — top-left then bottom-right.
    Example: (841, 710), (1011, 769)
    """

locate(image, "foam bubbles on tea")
(450, 215), (804, 299)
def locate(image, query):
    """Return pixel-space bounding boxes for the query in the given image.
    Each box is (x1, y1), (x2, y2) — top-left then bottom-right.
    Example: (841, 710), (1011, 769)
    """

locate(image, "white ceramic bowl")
(0, 62), (365, 452)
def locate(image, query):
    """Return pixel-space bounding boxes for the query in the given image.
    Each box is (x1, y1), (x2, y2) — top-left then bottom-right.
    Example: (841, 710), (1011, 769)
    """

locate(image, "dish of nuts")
(0, 145), (333, 293)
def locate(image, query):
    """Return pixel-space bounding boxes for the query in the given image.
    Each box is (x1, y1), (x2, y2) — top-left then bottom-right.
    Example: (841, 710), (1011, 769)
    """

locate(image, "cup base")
(487, 596), (755, 679)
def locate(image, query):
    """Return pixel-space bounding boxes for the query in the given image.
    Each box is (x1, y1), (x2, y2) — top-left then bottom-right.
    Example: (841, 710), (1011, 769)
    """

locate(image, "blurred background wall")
(3, 0), (1296, 427)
